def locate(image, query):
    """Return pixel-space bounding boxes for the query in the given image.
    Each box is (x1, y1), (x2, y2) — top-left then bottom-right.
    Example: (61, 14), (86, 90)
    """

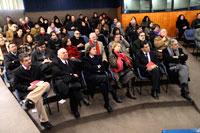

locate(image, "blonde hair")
(111, 42), (121, 50)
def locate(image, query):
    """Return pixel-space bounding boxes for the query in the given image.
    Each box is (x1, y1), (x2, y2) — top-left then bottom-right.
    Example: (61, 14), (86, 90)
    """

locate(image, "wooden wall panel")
(122, 10), (200, 37)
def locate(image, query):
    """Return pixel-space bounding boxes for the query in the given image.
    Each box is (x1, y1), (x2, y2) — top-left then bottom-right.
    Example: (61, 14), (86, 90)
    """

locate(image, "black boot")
(104, 104), (113, 113)
(110, 87), (122, 103)
(126, 80), (136, 99)
(126, 87), (136, 99)
(181, 84), (192, 101)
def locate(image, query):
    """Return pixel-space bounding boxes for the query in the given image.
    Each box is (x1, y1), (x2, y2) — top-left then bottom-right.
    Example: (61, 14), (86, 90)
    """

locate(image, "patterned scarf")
(89, 39), (101, 55)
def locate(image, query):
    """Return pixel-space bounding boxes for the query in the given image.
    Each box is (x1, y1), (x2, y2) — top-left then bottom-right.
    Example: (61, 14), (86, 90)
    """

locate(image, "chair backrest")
(136, 68), (149, 80)
(184, 29), (195, 41)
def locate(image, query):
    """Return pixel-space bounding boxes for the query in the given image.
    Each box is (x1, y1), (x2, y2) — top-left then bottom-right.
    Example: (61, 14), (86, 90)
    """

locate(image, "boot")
(126, 87), (136, 99)
(181, 83), (192, 101)
(126, 80), (136, 99)
(110, 88), (122, 103)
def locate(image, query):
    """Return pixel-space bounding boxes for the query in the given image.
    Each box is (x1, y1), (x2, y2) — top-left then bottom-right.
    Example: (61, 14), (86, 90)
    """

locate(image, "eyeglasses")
(75, 32), (80, 35)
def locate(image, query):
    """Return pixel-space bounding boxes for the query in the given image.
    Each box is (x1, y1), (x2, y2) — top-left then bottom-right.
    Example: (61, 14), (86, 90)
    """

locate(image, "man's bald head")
(57, 48), (68, 60)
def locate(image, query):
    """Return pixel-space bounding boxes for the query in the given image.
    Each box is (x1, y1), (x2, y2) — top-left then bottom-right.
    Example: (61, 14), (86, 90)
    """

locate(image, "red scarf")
(112, 52), (132, 73)
(89, 39), (101, 55)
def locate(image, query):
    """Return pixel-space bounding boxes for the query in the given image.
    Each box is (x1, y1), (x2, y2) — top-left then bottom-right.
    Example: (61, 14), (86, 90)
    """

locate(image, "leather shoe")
(72, 111), (80, 119)
(181, 94), (193, 102)
(151, 92), (159, 100)
(23, 99), (35, 111)
(40, 121), (53, 130)
(104, 105), (113, 113)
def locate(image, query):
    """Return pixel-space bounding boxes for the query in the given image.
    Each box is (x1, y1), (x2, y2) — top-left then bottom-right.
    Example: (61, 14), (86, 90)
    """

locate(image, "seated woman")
(109, 42), (136, 99)
(82, 45), (114, 113)
(65, 38), (80, 60)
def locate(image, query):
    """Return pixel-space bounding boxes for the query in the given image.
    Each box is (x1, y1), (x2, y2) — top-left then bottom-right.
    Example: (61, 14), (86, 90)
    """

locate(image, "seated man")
(85, 32), (107, 61)
(51, 48), (82, 118)
(136, 41), (160, 99)
(13, 53), (52, 129)
(31, 41), (55, 80)
(163, 39), (191, 101)
(4, 43), (20, 88)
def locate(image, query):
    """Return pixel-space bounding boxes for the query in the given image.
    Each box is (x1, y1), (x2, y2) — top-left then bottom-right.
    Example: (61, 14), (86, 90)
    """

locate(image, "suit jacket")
(13, 65), (43, 99)
(162, 47), (188, 70)
(51, 58), (81, 98)
(136, 50), (158, 77)
(4, 52), (20, 79)
(82, 55), (105, 78)
(31, 49), (55, 65)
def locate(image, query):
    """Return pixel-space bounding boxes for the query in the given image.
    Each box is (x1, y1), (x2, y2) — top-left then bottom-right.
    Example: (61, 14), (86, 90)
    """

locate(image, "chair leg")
(46, 100), (52, 115)
(139, 81), (142, 95)
(165, 78), (169, 93)
(56, 100), (60, 112)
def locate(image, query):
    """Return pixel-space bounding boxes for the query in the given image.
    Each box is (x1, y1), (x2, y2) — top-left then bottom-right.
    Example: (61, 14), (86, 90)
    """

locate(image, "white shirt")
(143, 52), (151, 62)
(60, 59), (68, 65)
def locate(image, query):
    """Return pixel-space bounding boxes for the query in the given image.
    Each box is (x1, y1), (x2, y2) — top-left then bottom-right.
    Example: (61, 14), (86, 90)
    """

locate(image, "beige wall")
(0, 10), (24, 26)
(25, 8), (117, 23)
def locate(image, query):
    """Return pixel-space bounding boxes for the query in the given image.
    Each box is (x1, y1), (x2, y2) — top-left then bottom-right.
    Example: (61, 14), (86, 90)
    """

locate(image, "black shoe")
(72, 111), (80, 119)
(181, 94), (192, 102)
(40, 121), (53, 130)
(23, 99), (35, 111)
(104, 105), (113, 113)
(151, 92), (159, 100)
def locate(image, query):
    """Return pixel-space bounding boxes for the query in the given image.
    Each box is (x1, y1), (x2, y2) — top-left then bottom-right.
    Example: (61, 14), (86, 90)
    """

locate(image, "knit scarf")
(89, 39), (101, 55)
(112, 51), (132, 73)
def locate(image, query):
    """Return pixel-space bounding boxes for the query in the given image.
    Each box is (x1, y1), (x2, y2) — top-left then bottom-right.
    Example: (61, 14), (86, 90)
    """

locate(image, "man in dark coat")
(163, 39), (191, 101)
(4, 43), (20, 86)
(51, 48), (82, 118)
(136, 41), (160, 99)
(13, 53), (52, 129)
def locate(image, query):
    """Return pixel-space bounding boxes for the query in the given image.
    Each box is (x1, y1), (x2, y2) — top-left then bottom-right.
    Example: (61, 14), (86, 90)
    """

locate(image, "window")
(173, 0), (189, 10)
(140, 0), (151, 12)
(190, 0), (200, 10)
(0, 0), (24, 10)
(152, 0), (167, 11)
(122, 0), (200, 13)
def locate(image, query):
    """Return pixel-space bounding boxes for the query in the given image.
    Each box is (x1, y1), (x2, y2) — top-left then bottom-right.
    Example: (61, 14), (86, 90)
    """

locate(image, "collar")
(22, 65), (31, 70)
(60, 59), (68, 64)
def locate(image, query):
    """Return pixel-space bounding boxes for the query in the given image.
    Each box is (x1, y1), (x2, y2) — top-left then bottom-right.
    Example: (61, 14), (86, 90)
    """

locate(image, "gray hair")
(89, 32), (96, 39)
(168, 38), (178, 47)
(57, 48), (67, 56)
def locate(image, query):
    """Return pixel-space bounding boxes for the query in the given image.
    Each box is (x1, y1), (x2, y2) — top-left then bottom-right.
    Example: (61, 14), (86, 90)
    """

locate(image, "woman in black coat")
(176, 14), (190, 40)
(82, 45), (116, 113)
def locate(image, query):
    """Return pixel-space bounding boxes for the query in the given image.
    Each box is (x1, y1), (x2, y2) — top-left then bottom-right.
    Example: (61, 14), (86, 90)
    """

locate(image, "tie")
(65, 60), (68, 65)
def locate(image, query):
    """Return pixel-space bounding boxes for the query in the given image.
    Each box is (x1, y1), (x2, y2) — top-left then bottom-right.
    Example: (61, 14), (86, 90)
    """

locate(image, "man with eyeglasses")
(130, 32), (150, 57)
(163, 39), (192, 101)
(108, 33), (130, 56)
(70, 30), (85, 53)
(32, 41), (55, 80)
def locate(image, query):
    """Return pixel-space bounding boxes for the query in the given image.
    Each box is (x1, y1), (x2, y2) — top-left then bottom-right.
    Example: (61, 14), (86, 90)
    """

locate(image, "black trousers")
(68, 85), (82, 113)
(86, 74), (110, 106)
(148, 67), (160, 93)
